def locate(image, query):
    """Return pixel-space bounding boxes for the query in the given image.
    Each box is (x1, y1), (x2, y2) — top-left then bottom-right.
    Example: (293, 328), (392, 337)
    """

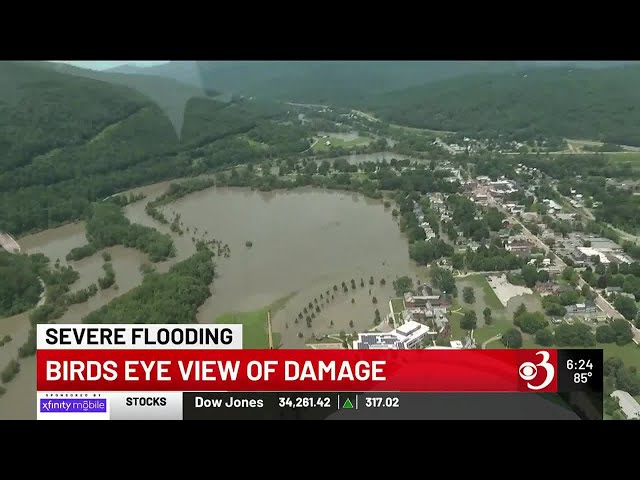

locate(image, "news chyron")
(36, 324), (242, 420)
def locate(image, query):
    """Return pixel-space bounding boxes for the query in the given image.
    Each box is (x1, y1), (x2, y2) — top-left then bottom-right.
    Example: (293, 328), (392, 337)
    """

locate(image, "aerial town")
(308, 159), (640, 419)
(3, 60), (640, 421)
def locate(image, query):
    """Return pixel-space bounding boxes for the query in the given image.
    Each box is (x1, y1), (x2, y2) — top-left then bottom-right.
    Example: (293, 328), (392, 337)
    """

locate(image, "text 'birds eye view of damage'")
(1, 60), (640, 420)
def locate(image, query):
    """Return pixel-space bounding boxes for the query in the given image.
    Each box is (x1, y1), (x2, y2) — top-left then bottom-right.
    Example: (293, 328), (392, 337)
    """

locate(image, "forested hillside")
(108, 61), (546, 105)
(109, 61), (636, 106)
(0, 62), (287, 236)
(0, 62), (149, 170)
(365, 65), (640, 145)
(42, 61), (218, 133)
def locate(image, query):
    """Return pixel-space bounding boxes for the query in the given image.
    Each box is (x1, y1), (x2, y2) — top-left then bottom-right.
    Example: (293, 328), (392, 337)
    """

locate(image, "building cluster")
(555, 234), (633, 267)
(474, 176), (518, 196)
(504, 235), (535, 258)
(413, 200), (436, 241)
(427, 193), (451, 223)
(403, 285), (450, 331)
(543, 198), (563, 214)
(353, 284), (464, 350)
(352, 320), (435, 350)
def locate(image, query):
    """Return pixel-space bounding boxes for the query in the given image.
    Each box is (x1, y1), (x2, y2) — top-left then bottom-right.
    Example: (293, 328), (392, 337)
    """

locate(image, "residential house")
(504, 237), (533, 258)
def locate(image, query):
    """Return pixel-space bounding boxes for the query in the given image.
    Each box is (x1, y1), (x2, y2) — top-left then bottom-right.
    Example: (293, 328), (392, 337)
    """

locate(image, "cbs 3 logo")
(518, 351), (555, 390)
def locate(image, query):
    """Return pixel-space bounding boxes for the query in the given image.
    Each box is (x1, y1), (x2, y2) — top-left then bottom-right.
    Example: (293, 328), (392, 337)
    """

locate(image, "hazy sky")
(50, 61), (169, 71)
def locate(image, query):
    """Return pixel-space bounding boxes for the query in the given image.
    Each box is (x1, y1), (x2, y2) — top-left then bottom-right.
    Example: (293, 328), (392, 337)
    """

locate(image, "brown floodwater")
(0, 182), (417, 418)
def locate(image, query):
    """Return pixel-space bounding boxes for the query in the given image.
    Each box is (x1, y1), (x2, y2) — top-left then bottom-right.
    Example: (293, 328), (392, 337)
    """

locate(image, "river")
(0, 181), (417, 418)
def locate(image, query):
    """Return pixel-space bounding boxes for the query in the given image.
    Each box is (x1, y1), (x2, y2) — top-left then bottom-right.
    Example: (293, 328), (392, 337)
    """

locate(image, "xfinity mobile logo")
(39, 399), (107, 413)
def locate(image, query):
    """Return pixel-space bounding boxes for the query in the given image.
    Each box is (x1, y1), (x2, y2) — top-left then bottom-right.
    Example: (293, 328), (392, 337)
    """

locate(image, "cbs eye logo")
(518, 351), (555, 390)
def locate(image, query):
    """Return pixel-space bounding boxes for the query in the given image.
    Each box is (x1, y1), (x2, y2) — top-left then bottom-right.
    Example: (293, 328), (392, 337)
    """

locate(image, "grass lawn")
(240, 135), (268, 150)
(446, 303), (468, 341)
(389, 123), (453, 136)
(215, 293), (295, 349)
(450, 274), (507, 344)
(482, 338), (505, 349)
(312, 135), (370, 153)
(600, 342), (640, 369)
(606, 152), (640, 163)
(520, 337), (640, 369)
(473, 320), (511, 346)
(390, 297), (405, 314)
(459, 274), (503, 310)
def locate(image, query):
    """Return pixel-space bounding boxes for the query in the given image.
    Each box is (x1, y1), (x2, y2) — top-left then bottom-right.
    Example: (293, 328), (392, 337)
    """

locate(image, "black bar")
(557, 349), (604, 420)
(182, 392), (591, 420)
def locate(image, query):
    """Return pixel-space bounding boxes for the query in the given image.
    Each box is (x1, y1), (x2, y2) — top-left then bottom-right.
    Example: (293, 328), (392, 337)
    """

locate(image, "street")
(488, 194), (640, 344)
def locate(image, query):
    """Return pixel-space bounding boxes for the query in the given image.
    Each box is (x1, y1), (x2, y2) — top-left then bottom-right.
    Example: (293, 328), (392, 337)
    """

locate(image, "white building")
(352, 320), (434, 350)
(577, 247), (610, 264)
(543, 199), (562, 211)
(611, 390), (640, 419)
(393, 321), (434, 348)
(352, 333), (405, 350)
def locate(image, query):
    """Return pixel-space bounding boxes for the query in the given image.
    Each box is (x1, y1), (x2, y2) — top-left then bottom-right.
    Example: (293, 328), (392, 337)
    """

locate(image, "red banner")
(36, 349), (558, 393)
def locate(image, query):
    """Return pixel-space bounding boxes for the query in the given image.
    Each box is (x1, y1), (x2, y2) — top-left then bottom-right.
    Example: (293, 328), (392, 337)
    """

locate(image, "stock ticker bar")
(185, 350), (603, 419)
(35, 325), (604, 420)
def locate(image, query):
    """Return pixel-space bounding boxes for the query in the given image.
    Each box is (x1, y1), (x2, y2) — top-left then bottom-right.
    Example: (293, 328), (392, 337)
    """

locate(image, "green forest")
(0, 62), (289, 236)
(0, 251), (47, 316)
(365, 65), (640, 145)
(64, 201), (175, 263)
(83, 246), (215, 324)
(114, 60), (632, 106)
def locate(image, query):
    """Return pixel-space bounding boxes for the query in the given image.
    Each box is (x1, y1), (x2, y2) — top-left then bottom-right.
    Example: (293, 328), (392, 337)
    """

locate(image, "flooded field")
(156, 186), (416, 324)
(339, 152), (413, 164)
(0, 181), (417, 418)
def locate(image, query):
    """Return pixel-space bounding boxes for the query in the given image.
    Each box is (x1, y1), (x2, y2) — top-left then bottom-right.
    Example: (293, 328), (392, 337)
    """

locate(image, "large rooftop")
(611, 390), (640, 419)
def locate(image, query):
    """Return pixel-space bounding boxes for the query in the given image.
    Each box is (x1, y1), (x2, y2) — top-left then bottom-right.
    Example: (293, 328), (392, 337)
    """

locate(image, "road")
(489, 194), (628, 321)
(481, 334), (502, 349)
(0, 232), (21, 253)
(454, 270), (519, 278)
(490, 193), (640, 342)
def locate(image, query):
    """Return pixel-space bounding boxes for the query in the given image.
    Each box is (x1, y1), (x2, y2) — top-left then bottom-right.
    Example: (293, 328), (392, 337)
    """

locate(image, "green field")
(448, 274), (508, 344)
(521, 335), (640, 369)
(389, 123), (453, 136)
(215, 293), (295, 348)
(606, 152), (640, 163)
(473, 321), (512, 346)
(390, 297), (405, 314)
(240, 135), (269, 150)
(312, 135), (370, 153)
(460, 274), (503, 310)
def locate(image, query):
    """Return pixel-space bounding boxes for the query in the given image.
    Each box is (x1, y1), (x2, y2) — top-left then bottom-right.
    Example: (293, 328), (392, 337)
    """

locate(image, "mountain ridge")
(106, 60), (638, 105)
(362, 63), (640, 144)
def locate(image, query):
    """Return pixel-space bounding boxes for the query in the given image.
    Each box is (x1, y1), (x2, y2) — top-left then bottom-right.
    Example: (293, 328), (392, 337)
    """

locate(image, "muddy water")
(0, 182), (417, 418)
(126, 184), (417, 345)
(0, 192), (160, 418)
(157, 187), (416, 327)
(338, 152), (410, 164)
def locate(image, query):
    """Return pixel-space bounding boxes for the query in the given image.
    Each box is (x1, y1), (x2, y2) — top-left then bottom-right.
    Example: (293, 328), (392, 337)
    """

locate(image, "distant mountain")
(364, 63), (640, 145)
(43, 61), (217, 133)
(0, 61), (153, 171)
(107, 61), (206, 89)
(0, 61), (287, 236)
(107, 60), (638, 105)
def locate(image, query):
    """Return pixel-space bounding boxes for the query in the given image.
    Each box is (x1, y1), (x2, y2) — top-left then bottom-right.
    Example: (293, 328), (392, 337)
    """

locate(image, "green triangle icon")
(343, 398), (354, 409)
